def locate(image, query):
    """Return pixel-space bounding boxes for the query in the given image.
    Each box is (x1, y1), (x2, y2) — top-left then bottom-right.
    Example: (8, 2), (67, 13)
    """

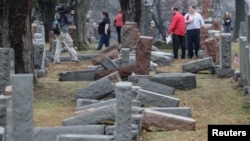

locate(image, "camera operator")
(53, 3), (80, 64)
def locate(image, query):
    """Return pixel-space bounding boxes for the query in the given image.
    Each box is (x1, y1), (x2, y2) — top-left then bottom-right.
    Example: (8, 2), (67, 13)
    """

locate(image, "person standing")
(223, 11), (231, 33)
(184, 5), (204, 59)
(114, 9), (125, 45)
(53, 5), (80, 64)
(96, 12), (111, 50)
(166, 6), (186, 59)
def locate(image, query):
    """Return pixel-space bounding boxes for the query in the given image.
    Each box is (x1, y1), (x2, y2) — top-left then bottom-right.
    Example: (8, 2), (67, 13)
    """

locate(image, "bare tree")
(37, 0), (56, 42)
(75, 0), (91, 49)
(151, 0), (167, 40)
(119, 0), (144, 30)
(0, 0), (34, 73)
(233, 0), (245, 41)
(0, 0), (10, 47)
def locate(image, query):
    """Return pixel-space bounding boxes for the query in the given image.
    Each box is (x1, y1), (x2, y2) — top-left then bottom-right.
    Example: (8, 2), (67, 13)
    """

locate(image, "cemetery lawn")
(33, 42), (250, 141)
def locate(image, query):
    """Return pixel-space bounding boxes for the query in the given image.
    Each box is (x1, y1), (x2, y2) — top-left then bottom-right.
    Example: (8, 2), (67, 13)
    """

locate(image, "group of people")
(96, 9), (125, 50)
(167, 5), (232, 59)
(167, 5), (205, 59)
(53, 3), (231, 63)
(52, 7), (124, 64)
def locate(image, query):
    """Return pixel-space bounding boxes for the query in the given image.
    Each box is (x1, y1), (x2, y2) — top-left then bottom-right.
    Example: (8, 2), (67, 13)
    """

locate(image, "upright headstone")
(125, 22), (139, 48)
(244, 45), (250, 86)
(11, 74), (33, 141)
(0, 127), (4, 141)
(247, 14), (250, 44)
(0, 95), (12, 141)
(134, 36), (153, 75)
(115, 82), (132, 141)
(33, 38), (46, 70)
(120, 48), (130, 66)
(0, 48), (15, 94)
(220, 33), (232, 68)
(239, 37), (247, 84)
(121, 24), (134, 49)
(240, 21), (247, 37)
(143, 2), (152, 36)
(35, 24), (45, 42)
(217, 33), (234, 78)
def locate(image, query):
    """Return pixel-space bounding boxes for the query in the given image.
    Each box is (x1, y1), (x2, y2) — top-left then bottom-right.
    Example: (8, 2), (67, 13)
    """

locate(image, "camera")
(55, 0), (75, 14)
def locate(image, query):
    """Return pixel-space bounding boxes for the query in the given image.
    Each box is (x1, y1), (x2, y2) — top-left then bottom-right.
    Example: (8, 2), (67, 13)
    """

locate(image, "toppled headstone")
(137, 78), (175, 96)
(33, 125), (105, 141)
(151, 73), (197, 90)
(151, 51), (172, 66)
(94, 65), (134, 80)
(100, 55), (119, 69)
(76, 99), (99, 108)
(75, 99), (116, 111)
(145, 107), (192, 118)
(62, 105), (115, 126)
(182, 57), (214, 73)
(136, 89), (179, 107)
(92, 50), (119, 65)
(128, 75), (152, 84)
(143, 109), (196, 131)
(58, 70), (98, 81)
(75, 77), (114, 100)
(56, 134), (114, 141)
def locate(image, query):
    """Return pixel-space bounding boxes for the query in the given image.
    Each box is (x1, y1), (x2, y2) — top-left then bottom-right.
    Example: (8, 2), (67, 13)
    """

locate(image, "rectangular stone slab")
(143, 109), (196, 131)
(33, 125), (105, 141)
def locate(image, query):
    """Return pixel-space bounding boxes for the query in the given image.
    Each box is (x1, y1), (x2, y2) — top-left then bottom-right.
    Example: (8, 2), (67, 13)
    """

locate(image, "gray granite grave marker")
(0, 48), (14, 94)
(121, 48), (130, 66)
(115, 82), (132, 141)
(11, 74), (33, 141)
(217, 33), (234, 78)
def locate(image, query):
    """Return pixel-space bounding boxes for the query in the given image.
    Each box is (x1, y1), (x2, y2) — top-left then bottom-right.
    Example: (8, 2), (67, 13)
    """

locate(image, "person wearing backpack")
(53, 4), (80, 64)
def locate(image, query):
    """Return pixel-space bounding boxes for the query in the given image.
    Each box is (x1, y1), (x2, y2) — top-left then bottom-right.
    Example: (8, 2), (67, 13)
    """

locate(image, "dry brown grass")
(34, 42), (250, 141)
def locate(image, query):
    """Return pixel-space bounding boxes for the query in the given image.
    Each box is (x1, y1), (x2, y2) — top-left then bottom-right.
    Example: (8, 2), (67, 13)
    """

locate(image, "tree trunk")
(134, 0), (144, 29)
(75, 0), (90, 50)
(38, 0), (56, 42)
(233, 0), (245, 41)
(1, 0), (34, 74)
(0, 0), (10, 47)
(151, 0), (166, 40)
(119, 0), (143, 30)
(120, 0), (135, 22)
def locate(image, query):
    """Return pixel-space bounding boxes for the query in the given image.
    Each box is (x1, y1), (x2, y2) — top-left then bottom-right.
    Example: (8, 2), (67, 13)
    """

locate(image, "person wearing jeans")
(96, 12), (111, 50)
(184, 5), (204, 59)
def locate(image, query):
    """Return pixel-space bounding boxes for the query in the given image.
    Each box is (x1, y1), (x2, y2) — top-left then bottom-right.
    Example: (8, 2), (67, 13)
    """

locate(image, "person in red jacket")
(114, 9), (125, 45)
(166, 6), (186, 59)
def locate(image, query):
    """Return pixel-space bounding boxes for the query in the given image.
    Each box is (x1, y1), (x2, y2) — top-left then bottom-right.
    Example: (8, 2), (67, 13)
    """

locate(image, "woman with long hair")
(223, 11), (231, 33)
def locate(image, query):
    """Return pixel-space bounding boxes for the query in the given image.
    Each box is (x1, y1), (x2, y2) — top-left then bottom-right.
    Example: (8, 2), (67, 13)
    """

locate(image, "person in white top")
(184, 5), (204, 59)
